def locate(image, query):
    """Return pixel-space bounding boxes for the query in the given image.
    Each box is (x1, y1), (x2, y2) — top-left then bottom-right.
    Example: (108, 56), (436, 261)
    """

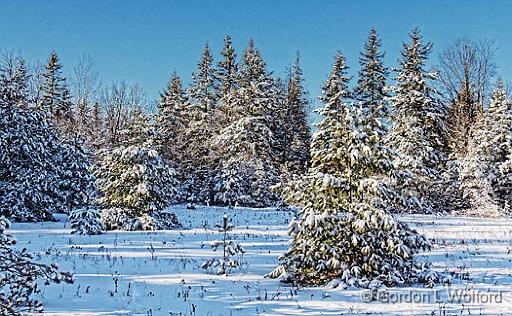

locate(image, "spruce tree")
(386, 28), (448, 213)
(156, 72), (188, 168)
(188, 43), (217, 113)
(96, 111), (181, 230)
(40, 52), (74, 136)
(183, 45), (219, 204)
(213, 40), (281, 207)
(268, 52), (431, 287)
(0, 61), (63, 221)
(354, 28), (390, 135)
(216, 35), (238, 99)
(282, 53), (311, 175)
(460, 80), (512, 216)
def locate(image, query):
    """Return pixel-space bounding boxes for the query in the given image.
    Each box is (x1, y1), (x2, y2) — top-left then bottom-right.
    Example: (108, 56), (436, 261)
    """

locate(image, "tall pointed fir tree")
(216, 35), (238, 100)
(386, 28), (448, 213)
(40, 52), (75, 137)
(354, 28), (390, 136)
(156, 72), (188, 172)
(460, 80), (512, 216)
(182, 44), (219, 204)
(213, 39), (281, 207)
(96, 108), (181, 230)
(268, 51), (432, 287)
(281, 52), (311, 176)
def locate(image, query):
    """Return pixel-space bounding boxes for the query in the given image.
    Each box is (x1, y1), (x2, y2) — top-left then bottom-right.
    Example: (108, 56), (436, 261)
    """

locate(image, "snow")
(10, 205), (512, 315)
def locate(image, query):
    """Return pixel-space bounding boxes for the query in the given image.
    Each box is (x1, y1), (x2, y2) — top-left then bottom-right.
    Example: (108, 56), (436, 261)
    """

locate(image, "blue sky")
(0, 0), (511, 108)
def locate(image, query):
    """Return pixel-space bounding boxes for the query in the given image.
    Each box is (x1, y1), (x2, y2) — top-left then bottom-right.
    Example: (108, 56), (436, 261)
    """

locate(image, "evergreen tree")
(96, 144), (181, 230)
(216, 35), (238, 99)
(213, 40), (282, 207)
(182, 45), (219, 204)
(282, 53), (311, 175)
(0, 67), (63, 221)
(96, 114), (181, 230)
(156, 72), (188, 168)
(268, 52), (431, 287)
(0, 53), (29, 107)
(386, 28), (448, 213)
(56, 138), (98, 214)
(188, 44), (217, 113)
(354, 28), (390, 135)
(40, 52), (74, 135)
(460, 80), (512, 216)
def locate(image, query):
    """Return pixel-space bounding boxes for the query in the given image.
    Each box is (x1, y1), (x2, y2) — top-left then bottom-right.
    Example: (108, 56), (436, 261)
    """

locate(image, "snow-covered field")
(10, 206), (512, 315)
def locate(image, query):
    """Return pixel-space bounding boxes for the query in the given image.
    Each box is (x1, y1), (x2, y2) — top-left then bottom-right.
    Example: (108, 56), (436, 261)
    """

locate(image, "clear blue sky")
(1, 0), (511, 108)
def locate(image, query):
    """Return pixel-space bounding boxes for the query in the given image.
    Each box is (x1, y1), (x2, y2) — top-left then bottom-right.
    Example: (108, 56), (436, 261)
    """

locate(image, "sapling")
(201, 213), (245, 275)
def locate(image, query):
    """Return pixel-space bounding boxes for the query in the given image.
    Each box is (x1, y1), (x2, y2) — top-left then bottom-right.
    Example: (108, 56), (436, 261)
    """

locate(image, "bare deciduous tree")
(102, 81), (148, 148)
(71, 54), (102, 141)
(437, 38), (497, 106)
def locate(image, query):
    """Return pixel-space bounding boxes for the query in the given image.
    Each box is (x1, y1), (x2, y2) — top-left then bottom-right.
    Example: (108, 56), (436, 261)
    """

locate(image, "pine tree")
(268, 52), (431, 287)
(460, 80), (512, 216)
(386, 28), (448, 213)
(96, 145), (181, 230)
(0, 217), (73, 314)
(40, 52), (74, 136)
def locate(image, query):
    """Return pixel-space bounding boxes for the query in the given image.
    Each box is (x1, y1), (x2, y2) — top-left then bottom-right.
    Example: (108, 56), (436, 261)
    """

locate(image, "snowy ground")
(10, 205), (512, 316)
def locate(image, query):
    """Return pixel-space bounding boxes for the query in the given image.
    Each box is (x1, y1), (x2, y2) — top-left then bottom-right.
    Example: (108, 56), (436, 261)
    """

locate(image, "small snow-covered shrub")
(0, 216), (73, 314)
(69, 206), (104, 235)
(202, 214), (245, 275)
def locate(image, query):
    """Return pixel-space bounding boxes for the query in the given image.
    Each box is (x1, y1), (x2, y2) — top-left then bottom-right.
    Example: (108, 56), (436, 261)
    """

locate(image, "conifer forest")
(1, 1), (512, 315)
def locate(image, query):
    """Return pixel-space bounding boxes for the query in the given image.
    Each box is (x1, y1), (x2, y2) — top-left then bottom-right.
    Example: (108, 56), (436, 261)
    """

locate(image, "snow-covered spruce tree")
(268, 52), (431, 288)
(386, 29), (449, 213)
(96, 111), (180, 231)
(156, 72), (188, 171)
(459, 81), (512, 216)
(281, 53), (311, 176)
(181, 44), (219, 205)
(188, 43), (218, 113)
(58, 138), (104, 235)
(213, 116), (279, 207)
(215, 35), (240, 130)
(354, 28), (390, 136)
(0, 217), (73, 314)
(0, 58), (64, 222)
(40, 52), (75, 137)
(216, 35), (238, 100)
(213, 40), (281, 207)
